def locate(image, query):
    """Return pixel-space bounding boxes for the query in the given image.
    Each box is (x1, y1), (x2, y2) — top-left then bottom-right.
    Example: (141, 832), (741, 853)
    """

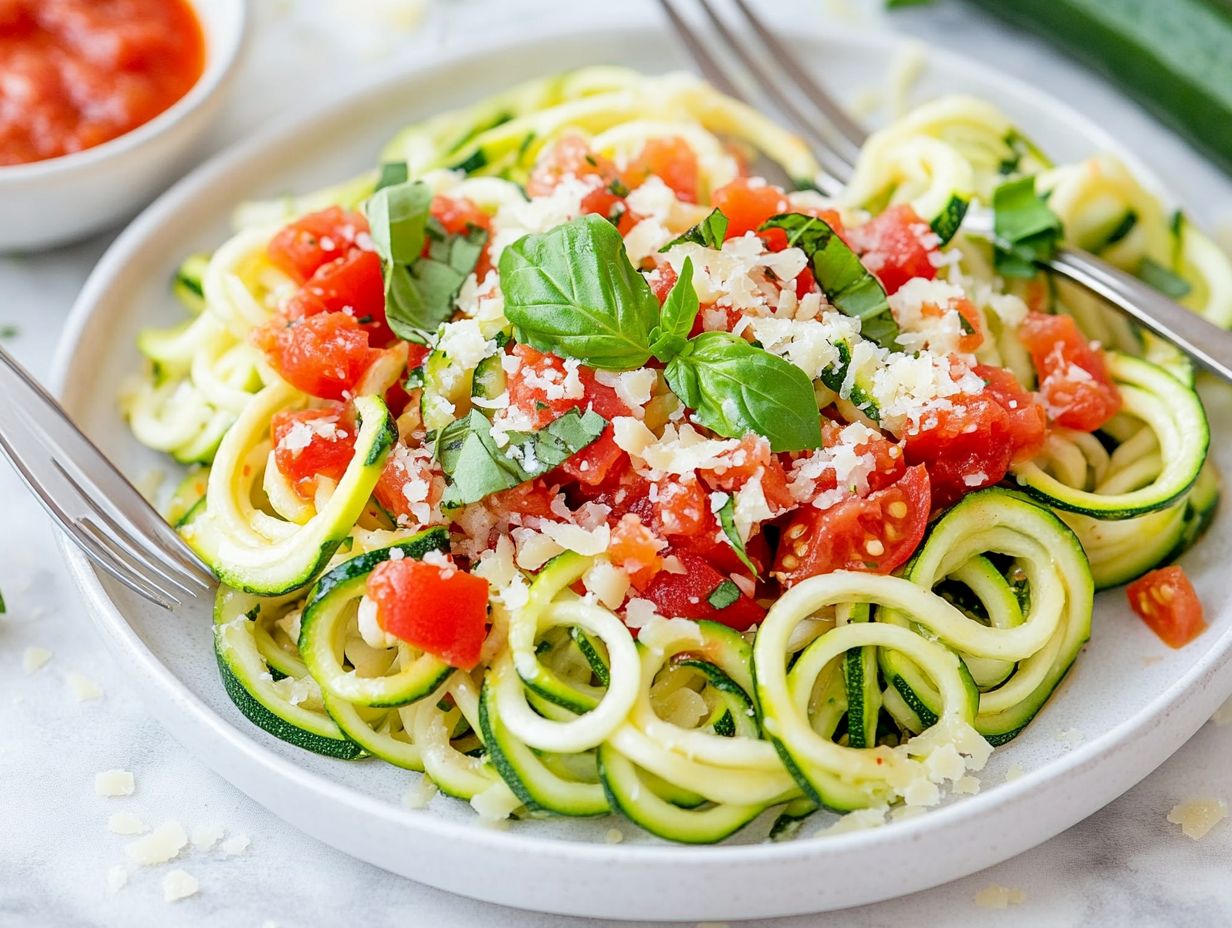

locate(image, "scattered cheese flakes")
(108, 813), (148, 835)
(218, 834), (251, 858)
(21, 646), (51, 673)
(952, 775), (982, 795)
(583, 558), (631, 611)
(95, 770), (135, 797)
(162, 868), (199, 902)
(356, 595), (399, 651)
(126, 821), (188, 866)
(403, 777), (438, 810)
(469, 782), (520, 822)
(540, 520), (610, 557)
(1168, 799), (1228, 840)
(823, 807), (886, 835)
(67, 671), (103, 702)
(605, 828), (624, 845)
(973, 885), (1026, 909)
(1004, 763), (1025, 783)
(106, 865), (128, 895)
(190, 824), (224, 851)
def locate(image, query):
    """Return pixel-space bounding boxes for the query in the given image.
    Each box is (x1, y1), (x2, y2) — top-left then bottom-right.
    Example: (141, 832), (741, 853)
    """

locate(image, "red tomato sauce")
(0, 0), (205, 166)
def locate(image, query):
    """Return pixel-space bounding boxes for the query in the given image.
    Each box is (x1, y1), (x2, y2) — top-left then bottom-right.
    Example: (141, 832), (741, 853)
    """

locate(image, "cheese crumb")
(1004, 763), (1025, 783)
(108, 813), (148, 835)
(403, 777), (439, 810)
(22, 646), (51, 673)
(974, 885), (1026, 909)
(67, 672), (103, 702)
(95, 769), (135, 797)
(1168, 799), (1228, 840)
(1211, 697), (1232, 726)
(190, 824), (224, 851)
(823, 807), (886, 835)
(219, 834), (251, 858)
(106, 865), (128, 895)
(605, 828), (624, 844)
(127, 821), (188, 866)
(162, 869), (199, 902)
(952, 775), (982, 795)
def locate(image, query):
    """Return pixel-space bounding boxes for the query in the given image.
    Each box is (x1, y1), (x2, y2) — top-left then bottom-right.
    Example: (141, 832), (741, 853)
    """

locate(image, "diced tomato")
(905, 394), (1011, 510)
(609, 513), (667, 590)
(1019, 312), (1121, 432)
(623, 136), (700, 203)
(271, 406), (356, 497)
(650, 261), (678, 306)
(698, 435), (795, 513)
(712, 177), (788, 239)
(1127, 566), (1206, 649)
(527, 134), (623, 207)
(374, 443), (442, 525)
(849, 204), (937, 295)
(506, 344), (577, 429)
(367, 558), (490, 669)
(268, 207), (369, 283)
(560, 429), (626, 487)
(795, 265), (817, 300)
(282, 248), (392, 344)
(974, 364), (1047, 464)
(431, 194), (494, 279)
(255, 312), (380, 401)
(774, 464), (930, 585)
(642, 551), (765, 631)
(653, 475), (711, 537)
(490, 479), (558, 520)
(952, 298), (984, 353)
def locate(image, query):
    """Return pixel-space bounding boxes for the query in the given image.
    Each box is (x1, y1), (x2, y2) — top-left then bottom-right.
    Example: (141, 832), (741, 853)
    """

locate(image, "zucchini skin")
(965, 0), (1232, 175)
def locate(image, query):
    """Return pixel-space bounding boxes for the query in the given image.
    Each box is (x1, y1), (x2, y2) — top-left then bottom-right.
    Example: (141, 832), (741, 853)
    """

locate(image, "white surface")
(3, 1), (1232, 925)
(0, 0), (248, 252)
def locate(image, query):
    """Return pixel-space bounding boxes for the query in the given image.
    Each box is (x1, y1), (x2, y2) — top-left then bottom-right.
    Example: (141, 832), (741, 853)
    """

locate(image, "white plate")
(52, 22), (1232, 922)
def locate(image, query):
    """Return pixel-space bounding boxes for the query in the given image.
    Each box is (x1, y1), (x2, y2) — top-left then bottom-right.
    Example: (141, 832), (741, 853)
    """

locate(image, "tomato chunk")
(623, 136), (700, 202)
(255, 312), (379, 401)
(642, 551), (765, 631)
(430, 194), (493, 278)
(368, 558), (490, 669)
(1127, 566), (1206, 648)
(774, 464), (930, 585)
(850, 204), (938, 295)
(283, 248), (390, 341)
(268, 207), (369, 283)
(1019, 312), (1121, 432)
(271, 406), (355, 497)
(905, 396), (1012, 510)
(711, 177), (788, 239)
(489, 479), (558, 520)
(374, 443), (442, 526)
(974, 364), (1047, 464)
(609, 514), (667, 590)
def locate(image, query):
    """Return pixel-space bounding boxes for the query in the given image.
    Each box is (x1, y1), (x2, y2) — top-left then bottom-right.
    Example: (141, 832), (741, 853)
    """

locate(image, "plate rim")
(48, 16), (1232, 916)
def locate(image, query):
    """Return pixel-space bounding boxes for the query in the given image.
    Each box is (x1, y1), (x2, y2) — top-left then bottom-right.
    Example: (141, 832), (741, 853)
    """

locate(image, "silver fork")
(0, 344), (216, 610)
(657, 0), (1232, 383)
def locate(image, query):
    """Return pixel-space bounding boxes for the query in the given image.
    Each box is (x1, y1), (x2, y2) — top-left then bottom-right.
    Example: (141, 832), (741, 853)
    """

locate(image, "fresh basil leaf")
(375, 162), (410, 193)
(659, 208), (729, 251)
(664, 332), (821, 452)
(760, 213), (899, 350)
(1136, 257), (1192, 299)
(992, 176), (1063, 279)
(383, 219), (488, 344)
(499, 214), (658, 370)
(650, 256), (699, 362)
(707, 578), (742, 610)
(715, 493), (760, 577)
(436, 408), (607, 508)
(365, 179), (432, 265)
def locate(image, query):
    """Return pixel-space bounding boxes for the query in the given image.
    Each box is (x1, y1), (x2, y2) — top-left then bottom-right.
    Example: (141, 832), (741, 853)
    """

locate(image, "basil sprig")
(992, 176), (1064, 279)
(760, 213), (899, 350)
(660, 208), (728, 251)
(364, 179), (488, 344)
(501, 216), (821, 452)
(436, 408), (607, 508)
(714, 493), (759, 577)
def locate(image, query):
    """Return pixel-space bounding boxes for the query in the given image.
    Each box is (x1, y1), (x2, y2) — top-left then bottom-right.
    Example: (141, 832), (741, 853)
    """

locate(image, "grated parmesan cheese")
(162, 869), (199, 903)
(67, 672), (103, 702)
(108, 813), (148, 835)
(623, 598), (664, 630)
(403, 777), (439, 810)
(106, 865), (128, 895)
(973, 885), (1026, 909)
(219, 834), (250, 858)
(190, 824), (224, 851)
(126, 821), (188, 866)
(1168, 799), (1227, 840)
(22, 646), (51, 673)
(95, 770), (135, 797)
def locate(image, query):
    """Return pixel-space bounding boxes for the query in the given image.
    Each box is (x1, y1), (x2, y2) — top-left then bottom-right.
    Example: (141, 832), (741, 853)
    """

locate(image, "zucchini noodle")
(121, 67), (1227, 843)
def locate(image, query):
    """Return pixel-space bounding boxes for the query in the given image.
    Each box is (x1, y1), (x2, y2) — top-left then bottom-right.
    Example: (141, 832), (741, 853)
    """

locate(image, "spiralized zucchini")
(123, 68), (1230, 844)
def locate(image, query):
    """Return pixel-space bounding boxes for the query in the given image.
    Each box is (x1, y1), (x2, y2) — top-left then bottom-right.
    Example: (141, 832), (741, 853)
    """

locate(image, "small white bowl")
(0, 0), (248, 253)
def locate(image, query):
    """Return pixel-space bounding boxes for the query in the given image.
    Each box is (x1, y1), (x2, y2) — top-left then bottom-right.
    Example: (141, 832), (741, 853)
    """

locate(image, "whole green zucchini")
(964, 0), (1232, 175)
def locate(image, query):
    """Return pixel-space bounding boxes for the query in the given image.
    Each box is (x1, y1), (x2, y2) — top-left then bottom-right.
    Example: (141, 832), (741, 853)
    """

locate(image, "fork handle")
(1046, 246), (1232, 383)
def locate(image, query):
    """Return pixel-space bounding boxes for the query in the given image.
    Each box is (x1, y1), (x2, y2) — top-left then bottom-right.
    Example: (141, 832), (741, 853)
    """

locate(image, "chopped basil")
(707, 578), (742, 610)
(659, 208), (729, 251)
(1101, 210), (1138, 250)
(0, 324), (17, 339)
(374, 161), (410, 193)
(992, 176), (1064, 279)
(435, 408), (607, 508)
(665, 332), (821, 452)
(715, 494), (760, 577)
(760, 213), (899, 350)
(500, 214), (658, 370)
(365, 180), (488, 344)
(1136, 256), (1193, 299)
(649, 256), (699, 362)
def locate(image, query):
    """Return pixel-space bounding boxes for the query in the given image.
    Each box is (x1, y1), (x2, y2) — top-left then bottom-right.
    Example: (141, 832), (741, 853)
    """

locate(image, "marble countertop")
(4, 1), (1232, 925)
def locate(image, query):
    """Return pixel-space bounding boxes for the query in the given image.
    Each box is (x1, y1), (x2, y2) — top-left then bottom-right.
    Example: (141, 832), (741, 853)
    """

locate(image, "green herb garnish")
(991, 176), (1064, 279)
